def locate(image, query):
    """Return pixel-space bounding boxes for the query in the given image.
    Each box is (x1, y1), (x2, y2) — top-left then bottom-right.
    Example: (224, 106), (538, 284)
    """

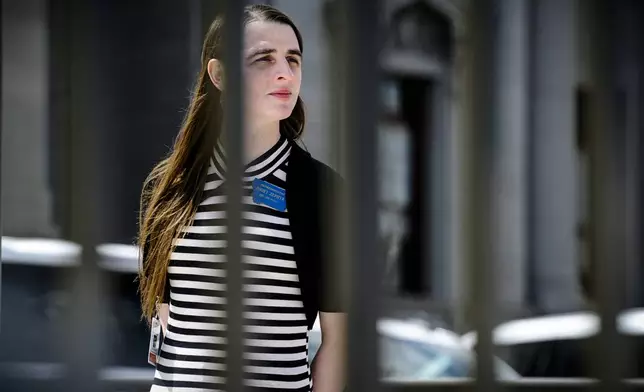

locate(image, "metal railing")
(1, 0), (642, 391)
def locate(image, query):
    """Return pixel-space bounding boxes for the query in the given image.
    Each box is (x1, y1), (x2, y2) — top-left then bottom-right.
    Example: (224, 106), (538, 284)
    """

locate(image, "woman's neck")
(244, 120), (281, 163)
(219, 120), (281, 164)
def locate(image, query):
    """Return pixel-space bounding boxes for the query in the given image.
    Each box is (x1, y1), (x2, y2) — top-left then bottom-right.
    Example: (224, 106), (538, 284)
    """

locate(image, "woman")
(138, 4), (346, 392)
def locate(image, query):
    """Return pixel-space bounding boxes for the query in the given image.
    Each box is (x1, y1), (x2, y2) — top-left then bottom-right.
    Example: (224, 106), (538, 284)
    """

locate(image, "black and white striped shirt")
(151, 135), (311, 392)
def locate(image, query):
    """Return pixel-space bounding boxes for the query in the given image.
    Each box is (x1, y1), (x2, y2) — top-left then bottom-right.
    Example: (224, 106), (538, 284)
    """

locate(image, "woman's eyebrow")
(286, 49), (302, 58)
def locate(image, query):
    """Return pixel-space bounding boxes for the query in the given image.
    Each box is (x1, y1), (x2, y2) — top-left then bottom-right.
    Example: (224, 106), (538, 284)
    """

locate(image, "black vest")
(286, 141), (345, 330)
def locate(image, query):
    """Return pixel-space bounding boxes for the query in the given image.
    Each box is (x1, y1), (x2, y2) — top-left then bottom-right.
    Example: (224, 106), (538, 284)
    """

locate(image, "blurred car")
(460, 308), (644, 378)
(308, 317), (520, 381)
(0, 237), (156, 385)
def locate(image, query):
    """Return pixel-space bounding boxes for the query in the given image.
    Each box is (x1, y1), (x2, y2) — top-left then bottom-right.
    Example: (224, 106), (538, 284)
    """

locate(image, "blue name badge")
(252, 179), (287, 212)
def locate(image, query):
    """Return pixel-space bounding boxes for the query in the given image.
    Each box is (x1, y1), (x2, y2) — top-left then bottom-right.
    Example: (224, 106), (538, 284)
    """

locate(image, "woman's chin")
(267, 108), (296, 122)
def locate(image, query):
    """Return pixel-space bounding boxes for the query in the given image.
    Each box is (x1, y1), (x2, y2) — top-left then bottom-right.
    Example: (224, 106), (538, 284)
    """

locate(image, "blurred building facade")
(2, 0), (643, 322)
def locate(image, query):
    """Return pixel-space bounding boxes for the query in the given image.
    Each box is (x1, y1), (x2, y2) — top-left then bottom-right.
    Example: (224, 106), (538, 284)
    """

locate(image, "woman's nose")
(274, 59), (294, 80)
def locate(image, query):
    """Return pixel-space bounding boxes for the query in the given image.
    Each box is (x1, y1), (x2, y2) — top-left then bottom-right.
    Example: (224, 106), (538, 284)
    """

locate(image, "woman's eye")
(253, 56), (299, 66)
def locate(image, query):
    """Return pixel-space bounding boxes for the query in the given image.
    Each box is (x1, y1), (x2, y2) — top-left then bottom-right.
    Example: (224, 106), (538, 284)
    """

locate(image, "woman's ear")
(207, 59), (224, 91)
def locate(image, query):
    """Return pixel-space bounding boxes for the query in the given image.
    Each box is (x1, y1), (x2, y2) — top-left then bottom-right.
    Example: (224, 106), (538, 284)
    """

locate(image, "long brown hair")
(137, 4), (305, 322)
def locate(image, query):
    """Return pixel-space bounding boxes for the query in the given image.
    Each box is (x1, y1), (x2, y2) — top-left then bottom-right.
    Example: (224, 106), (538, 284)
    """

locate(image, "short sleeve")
(318, 165), (347, 313)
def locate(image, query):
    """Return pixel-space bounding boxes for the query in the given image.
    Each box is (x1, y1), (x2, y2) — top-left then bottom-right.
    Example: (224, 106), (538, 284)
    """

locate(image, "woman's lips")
(269, 91), (292, 100)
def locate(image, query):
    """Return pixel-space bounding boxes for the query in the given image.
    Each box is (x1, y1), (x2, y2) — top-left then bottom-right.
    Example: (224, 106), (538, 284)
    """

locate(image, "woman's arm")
(311, 312), (347, 392)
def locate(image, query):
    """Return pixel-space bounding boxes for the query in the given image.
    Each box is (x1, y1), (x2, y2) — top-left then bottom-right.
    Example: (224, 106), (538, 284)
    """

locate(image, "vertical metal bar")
(586, 0), (627, 389)
(64, 0), (102, 390)
(493, 0), (530, 313)
(430, 79), (450, 302)
(0, 0), (3, 333)
(624, 68), (641, 311)
(188, 1), (204, 76)
(525, 0), (539, 311)
(463, 0), (496, 389)
(619, 0), (642, 313)
(636, 3), (644, 310)
(336, 0), (382, 390)
(221, 0), (245, 391)
(325, 3), (348, 175)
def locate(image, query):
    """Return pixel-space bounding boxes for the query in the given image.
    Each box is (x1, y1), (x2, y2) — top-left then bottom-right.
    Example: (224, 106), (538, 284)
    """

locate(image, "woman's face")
(242, 20), (302, 125)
